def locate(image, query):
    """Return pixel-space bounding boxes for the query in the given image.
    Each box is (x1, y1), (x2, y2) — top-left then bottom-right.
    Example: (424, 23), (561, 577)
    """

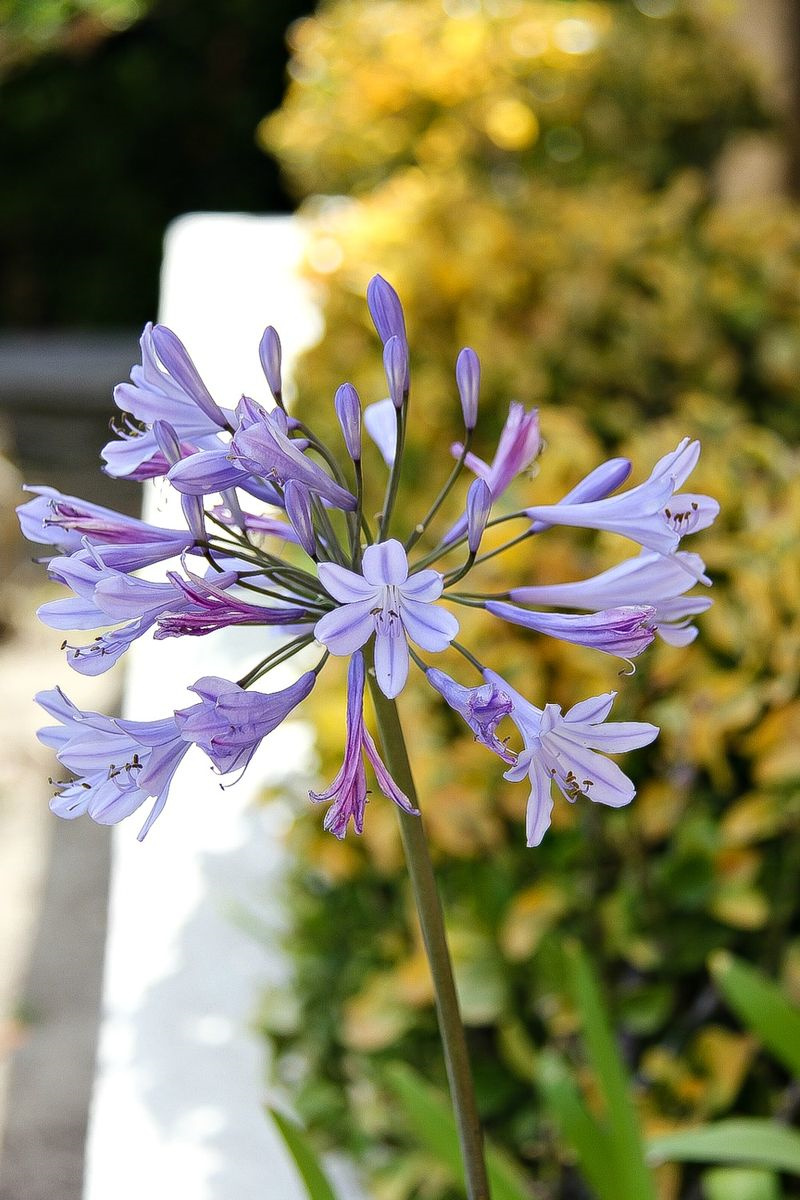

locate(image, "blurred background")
(1, 2), (800, 1199)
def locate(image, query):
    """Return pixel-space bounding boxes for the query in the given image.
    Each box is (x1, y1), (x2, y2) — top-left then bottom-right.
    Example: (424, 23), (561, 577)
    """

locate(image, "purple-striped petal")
(318, 562), (380, 604)
(314, 600), (375, 655)
(374, 625), (409, 698)
(400, 597), (459, 652)
(487, 601), (656, 659)
(399, 569), (444, 602)
(362, 539), (409, 586)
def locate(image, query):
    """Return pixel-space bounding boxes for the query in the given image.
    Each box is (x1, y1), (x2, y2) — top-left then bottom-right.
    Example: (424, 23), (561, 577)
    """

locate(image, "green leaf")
(534, 1049), (619, 1200)
(269, 1109), (338, 1200)
(710, 951), (800, 1078)
(382, 1061), (533, 1200)
(565, 941), (657, 1200)
(701, 1166), (782, 1200)
(647, 1120), (800, 1175)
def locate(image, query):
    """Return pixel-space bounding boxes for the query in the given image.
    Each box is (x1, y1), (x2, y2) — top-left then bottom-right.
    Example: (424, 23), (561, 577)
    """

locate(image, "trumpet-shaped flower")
(524, 439), (719, 555)
(484, 672), (659, 846)
(314, 540), (459, 698)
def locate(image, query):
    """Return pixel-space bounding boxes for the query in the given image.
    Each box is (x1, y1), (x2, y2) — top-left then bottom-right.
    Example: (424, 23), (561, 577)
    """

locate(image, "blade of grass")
(710, 951), (800, 1078)
(565, 940), (656, 1200)
(647, 1120), (800, 1175)
(382, 1061), (534, 1200)
(534, 1048), (619, 1200)
(269, 1109), (338, 1200)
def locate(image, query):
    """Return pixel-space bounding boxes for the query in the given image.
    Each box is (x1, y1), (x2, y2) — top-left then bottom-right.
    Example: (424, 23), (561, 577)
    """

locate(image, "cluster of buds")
(20, 277), (717, 845)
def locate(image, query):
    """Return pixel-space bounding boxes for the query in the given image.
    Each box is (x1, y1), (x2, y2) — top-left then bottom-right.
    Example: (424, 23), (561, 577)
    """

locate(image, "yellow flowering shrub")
(258, 1), (800, 1195)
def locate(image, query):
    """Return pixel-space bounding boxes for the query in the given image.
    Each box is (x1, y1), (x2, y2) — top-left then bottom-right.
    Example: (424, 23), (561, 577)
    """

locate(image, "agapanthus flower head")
(22, 274), (716, 845)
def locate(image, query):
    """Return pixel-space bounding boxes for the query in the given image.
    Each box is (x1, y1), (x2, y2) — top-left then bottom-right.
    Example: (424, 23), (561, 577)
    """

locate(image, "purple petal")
(366, 275), (407, 345)
(374, 626), (409, 698)
(563, 693), (617, 724)
(314, 600), (375, 655)
(525, 757), (555, 847)
(400, 598), (459, 652)
(151, 325), (228, 429)
(487, 602), (656, 659)
(318, 562), (380, 604)
(362, 540), (409, 586)
(259, 326), (282, 399)
(455, 347), (480, 430)
(399, 569), (443, 602)
(364, 399), (397, 466)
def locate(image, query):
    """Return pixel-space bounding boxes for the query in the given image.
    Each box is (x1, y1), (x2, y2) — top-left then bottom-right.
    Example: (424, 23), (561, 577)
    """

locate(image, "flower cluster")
(20, 277), (717, 844)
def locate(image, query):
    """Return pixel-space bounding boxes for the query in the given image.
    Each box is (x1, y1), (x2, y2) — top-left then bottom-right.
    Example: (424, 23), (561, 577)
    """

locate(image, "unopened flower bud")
(383, 335), (409, 408)
(284, 480), (316, 558)
(466, 478), (492, 553)
(334, 383), (362, 461)
(366, 274), (406, 345)
(259, 326), (282, 400)
(456, 347), (480, 431)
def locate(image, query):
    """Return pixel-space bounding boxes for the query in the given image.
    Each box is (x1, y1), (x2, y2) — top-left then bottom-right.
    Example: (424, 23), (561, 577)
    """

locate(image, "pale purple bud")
(366, 274), (407, 345)
(283, 480), (317, 558)
(259, 326), (283, 400)
(334, 383), (362, 461)
(456, 347), (480, 430)
(466, 478), (492, 553)
(383, 335), (408, 408)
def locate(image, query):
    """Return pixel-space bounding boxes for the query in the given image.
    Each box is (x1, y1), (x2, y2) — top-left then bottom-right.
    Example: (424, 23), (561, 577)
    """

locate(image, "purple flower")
(366, 275), (407, 346)
(175, 672), (315, 774)
(259, 326), (283, 401)
(455, 348), (480, 431)
(39, 554), (191, 674)
(425, 668), (516, 763)
(309, 652), (417, 838)
(284, 480), (317, 558)
(335, 383), (362, 461)
(383, 335), (408, 408)
(484, 672), (659, 846)
(510, 550), (712, 646)
(445, 401), (540, 542)
(455, 401), (541, 497)
(485, 602), (657, 660)
(314, 540), (459, 698)
(227, 405), (357, 511)
(17, 486), (195, 570)
(102, 323), (231, 478)
(524, 439), (719, 555)
(154, 569), (309, 639)
(37, 687), (191, 840)
(466, 478), (492, 553)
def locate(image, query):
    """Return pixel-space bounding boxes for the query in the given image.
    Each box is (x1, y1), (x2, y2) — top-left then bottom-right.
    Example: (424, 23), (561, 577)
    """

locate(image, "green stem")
(405, 430), (473, 552)
(366, 670), (491, 1200)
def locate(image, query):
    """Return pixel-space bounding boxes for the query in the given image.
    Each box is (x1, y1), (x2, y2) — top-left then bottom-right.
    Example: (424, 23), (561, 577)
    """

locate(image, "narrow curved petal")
(487, 602), (656, 659)
(318, 562), (380, 604)
(525, 758), (554, 847)
(362, 539), (408, 586)
(556, 719), (659, 754)
(563, 693), (617, 725)
(374, 626), (409, 698)
(400, 598), (459, 652)
(314, 601), (375, 656)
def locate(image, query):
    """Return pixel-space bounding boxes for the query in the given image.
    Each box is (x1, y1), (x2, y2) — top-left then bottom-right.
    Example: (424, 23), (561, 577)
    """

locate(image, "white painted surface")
(82, 215), (351, 1200)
